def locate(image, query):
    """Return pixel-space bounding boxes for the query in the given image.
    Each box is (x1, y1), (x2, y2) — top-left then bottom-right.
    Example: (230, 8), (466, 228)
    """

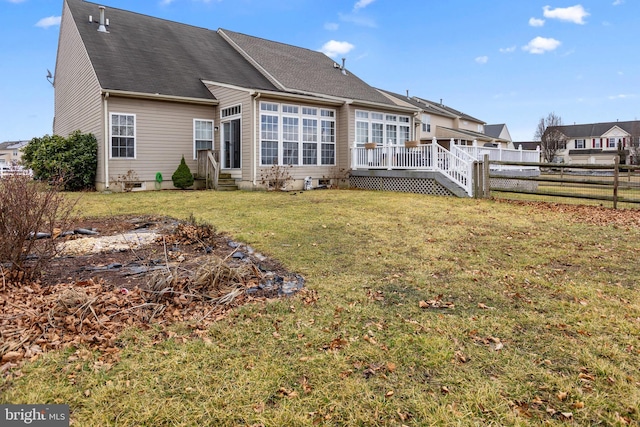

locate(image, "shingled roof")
(219, 29), (396, 106)
(552, 120), (640, 138)
(376, 89), (454, 117)
(65, 0), (278, 99)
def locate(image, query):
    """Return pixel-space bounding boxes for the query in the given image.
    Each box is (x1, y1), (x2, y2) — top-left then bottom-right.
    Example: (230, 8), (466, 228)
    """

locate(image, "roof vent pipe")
(341, 58), (347, 75)
(97, 6), (108, 33)
(406, 90), (409, 98)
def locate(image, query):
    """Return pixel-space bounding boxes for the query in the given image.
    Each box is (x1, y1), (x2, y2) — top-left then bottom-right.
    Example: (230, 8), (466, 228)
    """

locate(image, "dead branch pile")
(0, 257), (267, 376)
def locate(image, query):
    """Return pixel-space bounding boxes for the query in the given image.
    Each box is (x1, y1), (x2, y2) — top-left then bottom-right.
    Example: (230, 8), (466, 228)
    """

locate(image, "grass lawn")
(2, 189), (639, 426)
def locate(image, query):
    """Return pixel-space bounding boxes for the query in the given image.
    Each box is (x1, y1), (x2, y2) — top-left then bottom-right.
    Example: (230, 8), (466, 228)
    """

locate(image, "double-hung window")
(321, 111), (335, 165)
(111, 113), (135, 158)
(260, 102), (335, 165)
(421, 114), (431, 133)
(608, 137), (617, 148)
(355, 110), (411, 146)
(261, 103), (279, 165)
(194, 119), (213, 158)
(575, 139), (585, 149)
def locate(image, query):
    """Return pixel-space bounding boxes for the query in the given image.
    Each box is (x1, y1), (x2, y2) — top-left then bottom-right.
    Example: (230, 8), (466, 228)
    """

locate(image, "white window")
(608, 137), (617, 148)
(575, 139), (585, 149)
(110, 113), (135, 158)
(594, 139), (601, 148)
(260, 102), (335, 166)
(421, 114), (431, 133)
(194, 119), (214, 158)
(355, 110), (412, 145)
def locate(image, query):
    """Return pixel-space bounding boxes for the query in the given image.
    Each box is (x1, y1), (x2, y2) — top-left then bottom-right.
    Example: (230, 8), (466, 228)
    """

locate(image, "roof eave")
(101, 89), (218, 105)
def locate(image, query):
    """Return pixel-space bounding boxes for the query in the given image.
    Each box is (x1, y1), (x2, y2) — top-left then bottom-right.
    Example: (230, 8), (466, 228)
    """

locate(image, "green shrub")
(21, 131), (97, 191)
(171, 156), (194, 189)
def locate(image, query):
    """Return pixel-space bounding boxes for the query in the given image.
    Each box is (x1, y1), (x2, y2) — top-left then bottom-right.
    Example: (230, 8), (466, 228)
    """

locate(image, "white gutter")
(252, 91), (261, 186)
(100, 89), (218, 106)
(103, 92), (109, 189)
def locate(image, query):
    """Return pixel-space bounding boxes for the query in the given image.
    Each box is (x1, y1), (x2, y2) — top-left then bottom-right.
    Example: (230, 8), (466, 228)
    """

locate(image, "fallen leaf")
(386, 362), (396, 372)
(385, 390), (394, 397)
(573, 401), (584, 409)
(557, 391), (568, 401)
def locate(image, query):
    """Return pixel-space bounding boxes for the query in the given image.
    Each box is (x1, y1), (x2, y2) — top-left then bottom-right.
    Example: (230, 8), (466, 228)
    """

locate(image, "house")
(548, 120), (640, 165)
(484, 124), (513, 148)
(377, 90), (511, 149)
(0, 140), (28, 169)
(54, 0), (421, 191)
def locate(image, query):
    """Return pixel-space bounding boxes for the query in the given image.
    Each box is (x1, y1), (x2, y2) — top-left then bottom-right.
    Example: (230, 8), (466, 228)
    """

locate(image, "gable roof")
(484, 124), (506, 139)
(376, 89), (456, 118)
(65, 0), (278, 100)
(551, 120), (640, 139)
(219, 29), (396, 106)
(411, 96), (484, 124)
(0, 141), (28, 150)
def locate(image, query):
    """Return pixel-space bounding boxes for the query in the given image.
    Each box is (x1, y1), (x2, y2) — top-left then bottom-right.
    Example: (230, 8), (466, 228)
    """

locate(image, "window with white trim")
(608, 137), (617, 148)
(110, 113), (135, 158)
(421, 114), (431, 133)
(355, 110), (412, 146)
(575, 139), (585, 149)
(194, 119), (214, 158)
(594, 139), (601, 148)
(260, 102), (335, 165)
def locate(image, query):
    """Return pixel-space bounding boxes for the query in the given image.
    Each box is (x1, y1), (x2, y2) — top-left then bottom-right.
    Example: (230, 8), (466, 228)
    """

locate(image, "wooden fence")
(488, 159), (640, 209)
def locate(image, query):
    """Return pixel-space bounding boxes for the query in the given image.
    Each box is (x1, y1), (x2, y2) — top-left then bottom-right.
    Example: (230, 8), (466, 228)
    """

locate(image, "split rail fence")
(489, 158), (640, 209)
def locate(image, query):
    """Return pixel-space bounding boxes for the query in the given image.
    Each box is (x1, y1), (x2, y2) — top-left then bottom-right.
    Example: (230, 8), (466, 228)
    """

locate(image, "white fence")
(0, 166), (33, 178)
(454, 143), (540, 169)
(351, 141), (473, 196)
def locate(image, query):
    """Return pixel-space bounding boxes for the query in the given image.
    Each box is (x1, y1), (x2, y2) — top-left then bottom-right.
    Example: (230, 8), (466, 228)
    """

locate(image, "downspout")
(252, 92), (261, 186)
(103, 92), (110, 189)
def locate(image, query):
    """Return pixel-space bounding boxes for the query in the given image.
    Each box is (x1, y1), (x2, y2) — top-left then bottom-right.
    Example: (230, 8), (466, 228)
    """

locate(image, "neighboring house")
(548, 120), (640, 165)
(0, 140), (28, 168)
(54, 0), (420, 191)
(377, 90), (510, 149)
(484, 124), (513, 148)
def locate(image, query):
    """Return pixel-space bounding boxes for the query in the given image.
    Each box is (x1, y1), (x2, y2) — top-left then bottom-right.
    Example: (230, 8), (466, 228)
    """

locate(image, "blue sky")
(1, 0), (638, 143)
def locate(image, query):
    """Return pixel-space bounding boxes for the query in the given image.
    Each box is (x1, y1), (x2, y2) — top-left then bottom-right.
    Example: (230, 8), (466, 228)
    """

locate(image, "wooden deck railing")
(196, 150), (219, 190)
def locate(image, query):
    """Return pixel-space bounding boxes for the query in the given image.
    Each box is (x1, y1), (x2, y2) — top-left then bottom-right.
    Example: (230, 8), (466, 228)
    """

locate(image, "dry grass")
(2, 189), (639, 426)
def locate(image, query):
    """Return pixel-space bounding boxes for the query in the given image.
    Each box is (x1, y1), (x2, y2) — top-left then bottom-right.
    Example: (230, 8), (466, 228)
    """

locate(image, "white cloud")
(522, 36), (561, 54)
(613, 0), (624, 5)
(529, 17), (545, 27)
(324, 22), (339, 31)
(543, 5), (589, 25)
(35, 16), (61, 29)
(320, 40), (355, 58)
(499, 46), (516, 53)
(354, 0), (375, 11)
(338, 12), (376, 28)
(608, 94), (636, 100)
(475, 56), (488, 64)
(7, 0), (27, 3)
(160, 0), (175, 4)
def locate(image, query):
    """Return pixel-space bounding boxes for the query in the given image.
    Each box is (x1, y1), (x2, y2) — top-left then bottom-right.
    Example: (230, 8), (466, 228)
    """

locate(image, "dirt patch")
(0, 216), (310, 378)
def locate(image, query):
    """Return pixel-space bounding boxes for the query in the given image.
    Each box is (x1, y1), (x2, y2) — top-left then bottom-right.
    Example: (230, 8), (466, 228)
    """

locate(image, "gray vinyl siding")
(337, 104), (351, 171)
(54, 1), (103, 178)
(205, 84), (253, 181)
(106, 96), (215, 188)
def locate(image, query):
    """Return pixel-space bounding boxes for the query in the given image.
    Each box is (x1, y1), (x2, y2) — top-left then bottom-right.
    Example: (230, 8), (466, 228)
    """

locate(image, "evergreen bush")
(171, 156), (194, 189)
(21, 130), (97, 191)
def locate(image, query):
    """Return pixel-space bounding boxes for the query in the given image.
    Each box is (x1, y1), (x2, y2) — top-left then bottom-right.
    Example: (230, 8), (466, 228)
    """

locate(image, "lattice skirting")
(490, 177), (539, 192)
(349, 175), (454, 196)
